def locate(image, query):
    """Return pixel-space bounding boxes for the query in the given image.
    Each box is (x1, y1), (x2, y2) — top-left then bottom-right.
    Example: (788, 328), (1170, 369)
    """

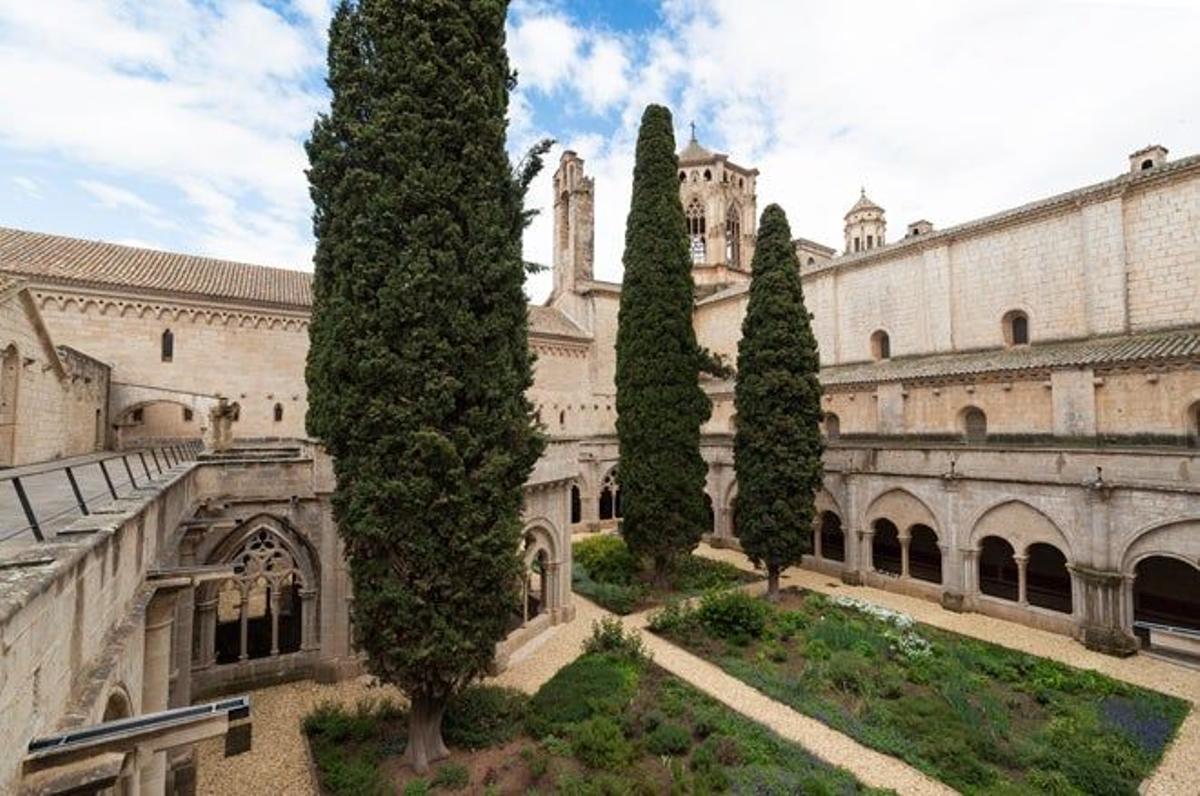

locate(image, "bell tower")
(550, 150), (594, 301)
(677, 127), (758, 290)
(844, 188), (886, 254)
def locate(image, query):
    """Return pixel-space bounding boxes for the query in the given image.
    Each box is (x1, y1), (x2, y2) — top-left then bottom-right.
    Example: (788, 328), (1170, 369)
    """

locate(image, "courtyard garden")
(648, 588), (1189, 795)
(305, 620), (888, 795)
(571, 534), (758, 614)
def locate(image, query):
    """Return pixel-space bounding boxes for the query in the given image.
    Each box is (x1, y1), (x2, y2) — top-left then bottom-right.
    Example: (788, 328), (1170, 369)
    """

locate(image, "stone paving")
(196, 543), (1200, 795)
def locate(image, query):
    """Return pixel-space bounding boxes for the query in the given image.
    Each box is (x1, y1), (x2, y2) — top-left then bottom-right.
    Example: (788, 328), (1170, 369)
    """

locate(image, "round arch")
(967, 499), (1073, 559)
(519, 519), (567, 626)
(101, 683), (133, 722)
(1119, 517), (1200, 574)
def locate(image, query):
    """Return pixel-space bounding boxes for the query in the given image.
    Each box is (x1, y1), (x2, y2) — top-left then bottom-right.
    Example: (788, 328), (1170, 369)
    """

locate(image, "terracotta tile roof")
(528, 305), (590, 339)
(0, 227), (312, 308)
(822, 328), (1200, 386)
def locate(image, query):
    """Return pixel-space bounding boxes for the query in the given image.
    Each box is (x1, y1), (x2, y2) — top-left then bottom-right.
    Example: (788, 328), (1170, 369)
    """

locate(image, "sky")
(1, 1), (1198, 303)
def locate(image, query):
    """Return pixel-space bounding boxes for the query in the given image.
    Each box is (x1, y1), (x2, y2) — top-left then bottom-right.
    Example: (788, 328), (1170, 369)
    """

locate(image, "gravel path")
(691, 544), (1200, 796)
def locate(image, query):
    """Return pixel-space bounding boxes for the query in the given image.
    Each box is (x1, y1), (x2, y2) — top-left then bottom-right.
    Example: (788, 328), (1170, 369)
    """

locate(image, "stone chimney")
(1129, 145), (1168, 174)
(906, 220), (934, 238)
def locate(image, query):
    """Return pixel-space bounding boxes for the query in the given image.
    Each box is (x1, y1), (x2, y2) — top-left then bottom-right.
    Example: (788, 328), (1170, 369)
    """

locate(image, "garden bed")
(648, 587), (1190, 795)
(305, 620), (887, 794)
(571, 534), (759, 614)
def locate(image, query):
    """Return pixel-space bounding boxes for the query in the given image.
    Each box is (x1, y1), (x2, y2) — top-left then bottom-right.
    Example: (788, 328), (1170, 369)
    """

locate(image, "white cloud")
(78, 179), (161, 215)
(10, 176), (42, 199)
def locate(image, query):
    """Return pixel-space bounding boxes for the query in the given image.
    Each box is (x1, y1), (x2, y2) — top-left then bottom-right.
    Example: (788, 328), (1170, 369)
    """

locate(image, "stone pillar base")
(314, 656), (364, 684)
(840, 570), (863, 587)
(940, 590), (966, 613)
(1081, 625), (1139, 657)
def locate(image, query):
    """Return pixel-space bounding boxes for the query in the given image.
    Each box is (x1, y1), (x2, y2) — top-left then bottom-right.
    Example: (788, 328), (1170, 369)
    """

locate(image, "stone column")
(238, 584), (249, 661)
(139, 593), (177, 795)
(1014, 555), (1029, 606)
(945, 547), (977, 612)
(300, 588), (319, 652)
(269, 588), (282, 657)
(861, 529), (875, 573)
(195, 598), (216, 669)
(1072, 564), (1138, 656)
(812, 522), (823, 561)
(899, 533), (911, 579)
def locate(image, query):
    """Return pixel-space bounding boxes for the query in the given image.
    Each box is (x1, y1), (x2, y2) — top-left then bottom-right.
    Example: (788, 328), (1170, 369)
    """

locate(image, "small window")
(559, 410), (566, 427)
(870, 330), (891, 361)
(1187, 401), (1200, 448)
(131, 408), (144, 423)
(1003, 310), (1030, 346)
(824, 413), (841, 442)
(853, 237), (861, 252)
(183, 407), (194, 423)
(161, 329), (174, 362)
(273, 403), (284, 423)
(703, 169), (712, 181)
(866, 235), (874, 249)
(962, 406), (987, 443)
(231, 406), (240, 422)
(807, 256), (815, 266)
(1141, 159), (1154, 171)
(679, 171), (686, 182)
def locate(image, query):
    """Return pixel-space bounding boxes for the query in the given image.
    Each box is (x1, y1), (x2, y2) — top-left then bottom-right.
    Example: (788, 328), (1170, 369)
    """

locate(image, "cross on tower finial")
(690, 121), (697, 142)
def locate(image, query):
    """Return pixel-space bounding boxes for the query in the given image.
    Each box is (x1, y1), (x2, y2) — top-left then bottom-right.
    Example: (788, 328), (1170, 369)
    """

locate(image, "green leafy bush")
(574, 535), (639, 584)
(526, 655), (638, 738)
(571, 716), (634, 770)
(402, 779), (430, 796)
(430, 763), (469, 791)
(645, 720), (692, 755)
(671, 554), (750, 592)
(647, 601), (699, 635)
(572, 565), (647, 615)
(584, 617), (650, 663)
(697, 590), (770, 640)
(443, 685), (528, 749)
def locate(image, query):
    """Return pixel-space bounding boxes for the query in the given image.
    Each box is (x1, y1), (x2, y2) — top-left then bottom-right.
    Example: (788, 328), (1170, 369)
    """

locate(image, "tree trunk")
(766, 566), (781, 601)
(404, 692), (449, 774)
(652, 555), (671, 590)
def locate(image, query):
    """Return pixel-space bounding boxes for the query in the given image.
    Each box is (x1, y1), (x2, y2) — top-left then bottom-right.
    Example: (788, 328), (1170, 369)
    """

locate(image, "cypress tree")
(305, 0), (545, 772)
(615, 105), (711, 584)
(733, 204), (824, 599)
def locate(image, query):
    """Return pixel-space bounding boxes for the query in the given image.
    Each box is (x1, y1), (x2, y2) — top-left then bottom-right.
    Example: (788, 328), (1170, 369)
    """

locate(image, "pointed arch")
(686, 197), (706, 263)
(862, 487), (939, 535)
(967, 499), (1072, 558)
(725, 202), (742, 267)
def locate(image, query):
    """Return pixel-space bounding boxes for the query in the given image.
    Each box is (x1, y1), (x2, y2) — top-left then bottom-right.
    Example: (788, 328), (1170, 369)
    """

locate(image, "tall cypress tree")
(615, 105), (711, 584)
(733, 204), (824, 599)
(306, 0), (545, 772)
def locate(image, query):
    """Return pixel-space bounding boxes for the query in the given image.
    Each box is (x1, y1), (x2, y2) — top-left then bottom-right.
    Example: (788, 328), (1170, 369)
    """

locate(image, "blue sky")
(2, 1), (1199, 303)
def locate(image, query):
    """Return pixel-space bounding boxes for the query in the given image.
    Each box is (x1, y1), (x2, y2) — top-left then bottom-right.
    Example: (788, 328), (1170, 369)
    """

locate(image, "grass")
(648, 587), (1190, 795)
(305, 622), (888, 794)
(571, 534), (758, 614)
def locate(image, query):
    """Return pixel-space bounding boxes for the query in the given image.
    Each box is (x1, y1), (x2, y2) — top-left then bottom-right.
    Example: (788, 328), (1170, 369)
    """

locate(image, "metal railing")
(0, 441), (203, 544)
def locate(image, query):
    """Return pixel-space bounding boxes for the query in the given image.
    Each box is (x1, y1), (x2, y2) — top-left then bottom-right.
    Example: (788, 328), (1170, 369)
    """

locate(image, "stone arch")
(1026, 542), (1072, 613)
(968, 499), (1073, 559)
(196, 515), (320, 666)
(112, 397), (203, 449)
(598, 466), (621, 521)
(814, 486), (842, 519)
(818, 511), (846, 562)
(1185, 400), (1200, 447)
(1132, 555), (1200, 634)
(569, 482), (582, 524)
(960, 405), (987, 443)
(979, 535), (1019, 601)
(909, 524), (942, 583)
(725, 202), (742, 266)
(520, 519), (566, 625)
(101, 683), (133, 722)
(0, 343), (20, 466)
(1119, 517), (1200, 573)
(862, 487), (939, 536)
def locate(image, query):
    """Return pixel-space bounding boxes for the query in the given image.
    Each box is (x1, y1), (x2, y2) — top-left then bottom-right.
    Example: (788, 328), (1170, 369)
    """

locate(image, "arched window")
(1026, 543), (1072, 613)
(1134, 556), (1200, 634)
(1141, 159), (1155, 171)
(559, 409), (566, 427)
(824, 413), (841, 442)
(866, 235), (874, 249)
(819, 512), (845, 562)
(0, 344), (20, 466)
(679, 171), (686, 182)
(909, 525), (942, 584)
(686, 198), (706, 263)
(725, 204), (742, 267)
(183, 407), (194, 423)
(979, 536), (1018, 601)
(703, 169), (712, 182)
(807, 256), (815, 266)
(962, 406), (987, 444)
(209, 527), (309, 664)
(273, 403), (284, 423)
(570, 484), (581, 524)
(131, 407), (144, 423)
(872, 519), (902, 575)
(161, 329), (174, 362)
(1003, 310), (1029, 346)
(599, 468), (620, 521)
(870, 330), (890, 361)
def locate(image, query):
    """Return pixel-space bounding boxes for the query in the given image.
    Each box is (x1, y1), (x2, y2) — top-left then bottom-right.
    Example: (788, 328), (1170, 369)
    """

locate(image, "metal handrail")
(1133, 620), (1200, 639)
(0, 441), (204, 543)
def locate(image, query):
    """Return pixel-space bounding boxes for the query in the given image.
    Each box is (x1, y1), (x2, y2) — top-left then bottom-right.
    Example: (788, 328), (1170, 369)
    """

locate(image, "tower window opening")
(183, 407), (193, 422)
(867, 235), (874, 249)
(853, 237), (861, 252)
(161, 329), (174, 362)
(704, 169), (712, 181)
(1003, 310), (1030, 346)
(1141, 159), (1155, 171)
(687, 198), (707, 263)
(274, 403), (284, 423)
(725, 204), (742, 267)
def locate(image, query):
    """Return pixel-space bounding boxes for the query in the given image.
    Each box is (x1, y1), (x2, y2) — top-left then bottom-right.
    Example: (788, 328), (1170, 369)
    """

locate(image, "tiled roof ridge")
(821, 327), (1200, 387)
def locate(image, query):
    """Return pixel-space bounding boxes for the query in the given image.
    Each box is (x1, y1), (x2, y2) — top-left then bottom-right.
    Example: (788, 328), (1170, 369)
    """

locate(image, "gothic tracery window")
(212, 529), (306, 664)
(686, 198), (706, 263)
(725, 204), (742, 267)
(599, 467), (621, 520)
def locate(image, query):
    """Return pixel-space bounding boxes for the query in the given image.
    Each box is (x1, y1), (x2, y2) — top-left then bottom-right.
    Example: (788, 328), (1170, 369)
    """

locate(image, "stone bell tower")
(550, 150), (594, 301)
(844, 188), (886, 254)
(677, 126), (758, 291)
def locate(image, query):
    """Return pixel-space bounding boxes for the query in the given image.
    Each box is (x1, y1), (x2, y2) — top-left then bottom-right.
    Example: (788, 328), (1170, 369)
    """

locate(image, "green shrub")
(826, 650), (874, 695)
(645, 720), (692, 756)
(647, 601), (699, 635)
(572, 567), (648, 615)
(670, 555), (749, 593)
(697, 590), (770, 641)
(402, 779), (430, 796)
(574, 535), (639, 585)
(430, 763), (469, 791)
(571, 716), (633, 770)
(443, 685), (528, 749)
(584, 617), (650, 663)
(526, 655), (638, 738)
